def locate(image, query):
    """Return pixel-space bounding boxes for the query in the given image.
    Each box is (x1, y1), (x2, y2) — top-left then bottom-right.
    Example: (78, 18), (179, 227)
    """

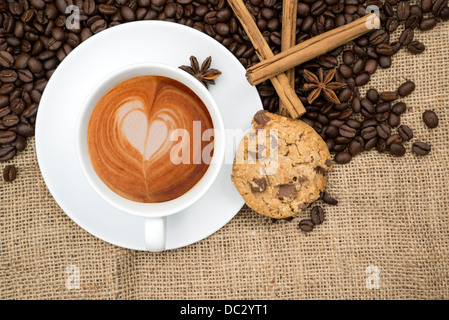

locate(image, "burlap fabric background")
(1, 16), (448, 299)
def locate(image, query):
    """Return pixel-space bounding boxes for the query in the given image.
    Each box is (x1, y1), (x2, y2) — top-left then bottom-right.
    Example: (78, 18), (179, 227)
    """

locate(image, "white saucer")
(35, 21), (261, 251)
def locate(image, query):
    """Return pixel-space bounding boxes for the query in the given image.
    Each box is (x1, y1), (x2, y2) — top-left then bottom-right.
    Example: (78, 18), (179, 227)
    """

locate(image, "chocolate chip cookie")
(231, 111), (332, 219)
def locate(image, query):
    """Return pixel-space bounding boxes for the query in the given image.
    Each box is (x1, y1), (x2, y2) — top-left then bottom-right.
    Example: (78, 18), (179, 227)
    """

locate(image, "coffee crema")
(87, 76), (214, 203)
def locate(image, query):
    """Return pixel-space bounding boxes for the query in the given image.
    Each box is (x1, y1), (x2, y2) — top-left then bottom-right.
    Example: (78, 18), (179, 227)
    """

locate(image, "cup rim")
(75, 62), (225, 218)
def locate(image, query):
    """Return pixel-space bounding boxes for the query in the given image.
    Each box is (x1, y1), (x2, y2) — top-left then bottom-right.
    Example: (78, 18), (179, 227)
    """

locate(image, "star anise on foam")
(179, 56), (222, 89)
(303, 68), (345, 105)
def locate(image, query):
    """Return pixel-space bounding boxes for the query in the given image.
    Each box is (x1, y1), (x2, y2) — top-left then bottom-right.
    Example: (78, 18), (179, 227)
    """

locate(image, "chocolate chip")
(253, 110), (271, 125)
(251, 177), (267, 192)
(277, 184), (297, 200)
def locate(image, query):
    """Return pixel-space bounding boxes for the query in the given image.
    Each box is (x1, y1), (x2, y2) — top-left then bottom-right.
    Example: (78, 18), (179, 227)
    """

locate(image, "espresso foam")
(87, 76), (214, 203)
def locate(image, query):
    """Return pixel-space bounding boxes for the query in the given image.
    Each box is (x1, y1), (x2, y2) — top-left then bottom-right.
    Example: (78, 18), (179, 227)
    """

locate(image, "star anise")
(179, 56), (222, 89)
(303, 68), (345, 105)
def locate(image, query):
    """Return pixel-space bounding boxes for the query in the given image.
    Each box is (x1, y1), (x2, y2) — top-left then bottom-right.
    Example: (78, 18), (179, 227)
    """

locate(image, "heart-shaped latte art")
(118, 101), (169, 161)
(87, 76), (214, 203)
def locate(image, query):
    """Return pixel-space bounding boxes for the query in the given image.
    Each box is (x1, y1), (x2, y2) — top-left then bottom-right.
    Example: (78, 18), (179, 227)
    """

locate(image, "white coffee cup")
(75, 63), (225, 252)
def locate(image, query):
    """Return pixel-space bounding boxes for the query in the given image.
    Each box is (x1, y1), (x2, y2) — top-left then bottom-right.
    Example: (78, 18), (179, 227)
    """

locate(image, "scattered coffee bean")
(320, 192), (338, 205)
(398, 125), (414, 141)
(380, 91), (398, 102)
(407, 41), (426, 54)
(298, 219), (314, 232)
(335, 151), (352, 164)
(310, 206), (325, 225)
(0, 146), (16, 162)
(391, 102), (406, 115)
(3, 164), (17, 182)
(419, 17), (437, 31)
(397, 80), (415, 97)
(389, 142), (406, 157)
(412, 142), (431, 155)
(422, 110), (439, 128)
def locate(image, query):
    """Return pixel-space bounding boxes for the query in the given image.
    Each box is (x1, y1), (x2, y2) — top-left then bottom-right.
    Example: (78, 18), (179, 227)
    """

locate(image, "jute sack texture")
(1, 20), (448, 300)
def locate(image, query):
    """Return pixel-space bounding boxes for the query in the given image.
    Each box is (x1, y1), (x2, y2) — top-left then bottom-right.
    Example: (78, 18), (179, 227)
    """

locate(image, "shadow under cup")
(76, 63), (225, 251)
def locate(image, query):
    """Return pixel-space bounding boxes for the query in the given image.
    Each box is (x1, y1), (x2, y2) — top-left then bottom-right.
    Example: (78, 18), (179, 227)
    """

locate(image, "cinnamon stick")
(227, 0), (306, 118)
(246, 13), (380, 86)
(279, 0), (297, 117)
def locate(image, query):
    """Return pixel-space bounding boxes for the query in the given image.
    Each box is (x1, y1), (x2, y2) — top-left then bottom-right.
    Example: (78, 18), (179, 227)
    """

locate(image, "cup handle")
(144, 217), (166, 252)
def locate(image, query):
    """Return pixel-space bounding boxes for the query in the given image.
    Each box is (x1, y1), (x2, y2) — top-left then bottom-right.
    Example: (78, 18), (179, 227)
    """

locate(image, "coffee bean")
(377, 123), (391, 139)
(2, 114), (19, 127)
(405, 15), (420, 30)
(91, 19), (107, 34)
(376, 43), (394, 56)
(422, 0), (433, 13)
(407, 41), (425, 54)
(432, 0), (448, 16)
(412, 142), (431, 155)
(399, 28), (414, 46)
(391, 102), (406, 115)
(389, 142), (406, 157)
(386, 134), (402, 146)
(27, 57), (43, 74)
(3, 164), (17, 182)
(361, 98), (375, 114)
(0, 69), (18, 83)
(388, 113), (400, 127)
(17, 69), (33, 82)
(364, 137), (377, 151)
(361, 126), (377, 140)
(335, 151), (352, 164)
(342, 50), (355, 65)
(378, 56), (392, 68)
(353, 45), (368, 59)
(10, 97), (25, 115)
(14, 134), (27, 152)
(16, 123), (34, 137)
(338, 88), (352, 103)
(339, 64), (353, 78)
(0, 51), (14, 67)
(397, 80), (415, 97)
(376, 102), (391, 113)
(369, 30), (389, 46)
(0, 130), (16, 143)
(352, 59), (365, 75)
(355, 72), (370, 86)
(348, 139), (362, 156)
(422, 110), (439, 128)
(398, 125), (413, 141)
(339, 124), (356, 139)
(320, 191), (338, 205)
(310, 206), (325, 225)
(364, 59), (378, 75)
(317, 55), (338, 69)
(215, 23), (229, 36)
(419, 17), (437, 31)
(298, 219), (314, 232)
(380, 91), (398, 102)
(440, 7), (449, 20)
(397, 1), (411, 21)
(30, 0), (46, 10)
(0, 146), (16, 162)
(386, 17), (399, 32)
